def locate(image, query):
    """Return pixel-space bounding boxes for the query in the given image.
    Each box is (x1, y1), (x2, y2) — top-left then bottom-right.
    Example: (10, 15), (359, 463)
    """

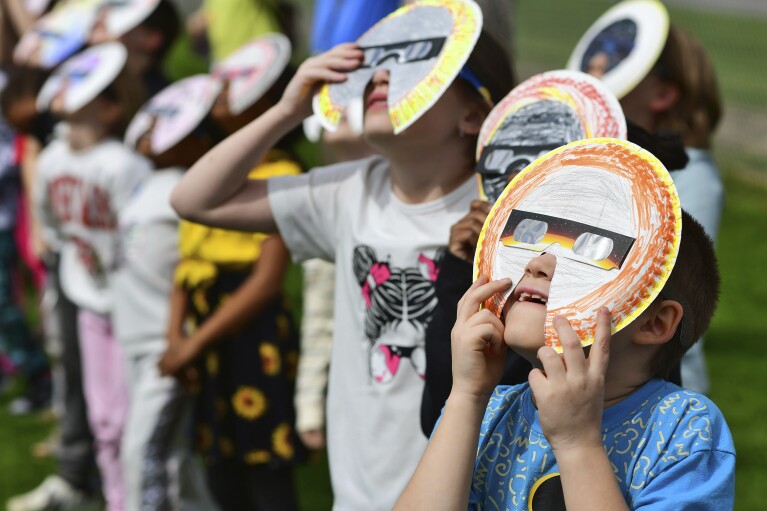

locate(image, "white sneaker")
(6, 475), (92, 511)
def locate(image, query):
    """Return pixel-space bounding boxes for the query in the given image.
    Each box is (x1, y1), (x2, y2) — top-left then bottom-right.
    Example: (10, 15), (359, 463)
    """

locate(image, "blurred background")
(1, 0), (765, 509)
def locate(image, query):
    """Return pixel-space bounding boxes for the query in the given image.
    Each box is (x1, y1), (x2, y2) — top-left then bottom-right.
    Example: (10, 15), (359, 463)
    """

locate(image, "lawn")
(3, 1), (766, 509)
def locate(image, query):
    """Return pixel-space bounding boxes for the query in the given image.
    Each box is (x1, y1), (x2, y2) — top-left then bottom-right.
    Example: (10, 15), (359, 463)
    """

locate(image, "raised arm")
(395, 277), (511, 511)
(170, 44), (363, 232)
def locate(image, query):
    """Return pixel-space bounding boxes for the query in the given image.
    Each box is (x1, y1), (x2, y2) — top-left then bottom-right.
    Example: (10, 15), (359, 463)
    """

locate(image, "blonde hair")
(656, 25), (722, 148)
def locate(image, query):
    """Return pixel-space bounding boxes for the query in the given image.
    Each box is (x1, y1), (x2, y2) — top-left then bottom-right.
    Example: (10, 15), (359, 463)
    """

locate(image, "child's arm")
(170, 44), (363, 232)
(529, 309), (630, 511)
(166, 283), (188, 347)
(394, 276), (511, 511)
(158, 235), (291, 377)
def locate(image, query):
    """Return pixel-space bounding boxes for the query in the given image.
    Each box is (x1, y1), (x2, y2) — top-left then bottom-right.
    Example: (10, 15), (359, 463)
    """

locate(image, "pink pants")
(78, 309), (129, 511)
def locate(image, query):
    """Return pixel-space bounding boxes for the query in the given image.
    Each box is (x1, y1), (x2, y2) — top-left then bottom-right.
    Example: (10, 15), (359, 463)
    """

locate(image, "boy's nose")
(371, 69), (390, 85)
(523, 253), (557, 280)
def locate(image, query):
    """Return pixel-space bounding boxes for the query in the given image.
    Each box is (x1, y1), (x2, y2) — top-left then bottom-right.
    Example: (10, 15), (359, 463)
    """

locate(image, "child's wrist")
(550, 435), (604, 462)
(447, 387), (493, 409)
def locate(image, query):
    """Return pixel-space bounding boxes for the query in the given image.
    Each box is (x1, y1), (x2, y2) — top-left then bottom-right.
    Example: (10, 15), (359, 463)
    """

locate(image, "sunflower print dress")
(175, 154), (303, 468)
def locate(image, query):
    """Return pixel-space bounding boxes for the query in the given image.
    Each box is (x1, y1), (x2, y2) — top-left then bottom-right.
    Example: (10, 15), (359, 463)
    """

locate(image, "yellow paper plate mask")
(312, 0), (482, 135)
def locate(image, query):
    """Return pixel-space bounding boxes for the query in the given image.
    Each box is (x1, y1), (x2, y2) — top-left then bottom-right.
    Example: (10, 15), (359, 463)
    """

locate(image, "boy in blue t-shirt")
(395, 210), (735, 510)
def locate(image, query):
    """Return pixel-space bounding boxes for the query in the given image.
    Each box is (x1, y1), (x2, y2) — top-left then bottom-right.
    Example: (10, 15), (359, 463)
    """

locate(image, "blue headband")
(458, 66), (492, 103)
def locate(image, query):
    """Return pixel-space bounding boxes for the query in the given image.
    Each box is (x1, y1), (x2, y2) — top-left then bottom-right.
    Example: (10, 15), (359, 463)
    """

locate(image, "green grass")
(0, 394), (334, 510)
(704, 172), (767, 511)
(515, 0), (767, 108)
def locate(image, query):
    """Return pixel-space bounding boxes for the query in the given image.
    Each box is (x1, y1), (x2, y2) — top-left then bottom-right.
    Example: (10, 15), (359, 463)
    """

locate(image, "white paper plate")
(37, 42), (128, 113)
(566, 0), (669, 99)
(125, 74), (221, 154)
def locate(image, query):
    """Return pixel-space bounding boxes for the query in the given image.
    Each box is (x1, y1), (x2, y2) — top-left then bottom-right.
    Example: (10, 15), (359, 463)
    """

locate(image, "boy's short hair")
(650, 210), (720, 378)
(140, 0), (180, 62)
(655, 25), (722, 149)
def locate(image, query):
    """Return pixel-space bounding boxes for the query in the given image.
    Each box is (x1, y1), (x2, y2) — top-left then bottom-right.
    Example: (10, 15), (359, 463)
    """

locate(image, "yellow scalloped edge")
(315, 0), (481, 134)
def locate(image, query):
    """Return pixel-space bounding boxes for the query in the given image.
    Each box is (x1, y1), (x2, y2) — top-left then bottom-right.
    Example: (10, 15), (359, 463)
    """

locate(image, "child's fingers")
(456, 277), (512, 323)
(588, 307), (612, 378)
(554, 315), (587, 374)
(527, 367), (548, 394)
(457, 274), (487, 312)
(537, 345), (565, 381)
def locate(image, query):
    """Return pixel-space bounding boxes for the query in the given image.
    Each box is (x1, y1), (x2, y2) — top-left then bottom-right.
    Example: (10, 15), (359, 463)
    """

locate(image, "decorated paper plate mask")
(474, 138), (681, 350)
(566, 0), (669, 99)
(14, 0), (101, 69)
(125, 75), (221, 155)
(91, 0), (161, 40)
(476, 70), (626, 203)
(313, 0), (482, 135)
(210, 34), (291, 116)
(36, 42), (127, 113)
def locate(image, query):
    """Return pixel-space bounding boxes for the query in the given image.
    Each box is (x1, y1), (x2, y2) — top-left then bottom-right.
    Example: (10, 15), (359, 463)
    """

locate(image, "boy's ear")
(458, 100), (491, 137)
(648, 82), (680, 115)
(633, 299), (684, 346)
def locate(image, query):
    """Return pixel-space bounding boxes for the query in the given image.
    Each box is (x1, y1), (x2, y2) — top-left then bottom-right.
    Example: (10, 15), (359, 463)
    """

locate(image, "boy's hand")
(448, 200), (491, 262)
(450, 276), (512, 401)
(529, 308), (612, 454)
(158, 338), (200, 379)
(277, 43), (364, 122)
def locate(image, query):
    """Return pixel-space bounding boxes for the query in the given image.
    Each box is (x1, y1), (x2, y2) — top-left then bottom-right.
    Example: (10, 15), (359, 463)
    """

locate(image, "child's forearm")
(555, 446), (630, 511)
(394, 391), (488, 511)
(170, 103), (301, 232)
(166, 284), (189, 344)
(185, 236), (290, 355)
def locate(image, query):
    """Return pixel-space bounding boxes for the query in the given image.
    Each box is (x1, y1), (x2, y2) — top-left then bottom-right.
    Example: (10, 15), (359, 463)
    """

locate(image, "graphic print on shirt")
(352, 245), (443, 384)
(47, 174), (116, 280)
(529, 473), (565, 510)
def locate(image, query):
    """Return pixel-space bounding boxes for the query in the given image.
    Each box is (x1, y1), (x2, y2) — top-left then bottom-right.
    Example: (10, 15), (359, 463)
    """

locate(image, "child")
(34, 43), (150, 511)
(115, 75), (220, 511)
(621, 26), (724, 394)
(169, 2), (516, 506)
(90, 0), (180, 95)
(571, 2), (724, 393)
(393, 161), (735, 509)
(4, 64), (100, 511)
(0, 73), (50, 412)
(157, 37), (304, 511)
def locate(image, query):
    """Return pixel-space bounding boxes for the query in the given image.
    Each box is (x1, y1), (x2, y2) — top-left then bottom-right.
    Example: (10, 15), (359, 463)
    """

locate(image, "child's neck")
(67, 120), (110, 152)
(385, 140), (475, 204)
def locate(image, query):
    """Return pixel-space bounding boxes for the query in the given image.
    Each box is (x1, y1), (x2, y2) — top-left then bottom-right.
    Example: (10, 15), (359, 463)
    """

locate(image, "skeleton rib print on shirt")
(352, 245), (443, 384)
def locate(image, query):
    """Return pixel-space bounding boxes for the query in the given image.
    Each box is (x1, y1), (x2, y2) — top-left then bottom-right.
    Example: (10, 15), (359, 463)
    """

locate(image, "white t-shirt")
(269, 155), (478, 511)
(113, 168), (182, 355)
(36, 138), (151, 313)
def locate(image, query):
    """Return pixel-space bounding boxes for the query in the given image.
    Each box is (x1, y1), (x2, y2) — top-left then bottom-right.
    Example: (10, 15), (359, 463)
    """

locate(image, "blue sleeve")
(311, 0), (401, 53)
(633, 450), (735, 510)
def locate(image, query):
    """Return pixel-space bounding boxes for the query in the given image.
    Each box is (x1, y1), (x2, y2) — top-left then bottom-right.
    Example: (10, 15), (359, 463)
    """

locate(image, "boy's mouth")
(512, 285), (549, 306)
(366, 90), (388, 110)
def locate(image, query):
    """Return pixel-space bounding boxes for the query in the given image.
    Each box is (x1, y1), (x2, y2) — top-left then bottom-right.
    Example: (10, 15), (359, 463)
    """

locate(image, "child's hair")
(650, 210), (720, 378)
(459, 29), (518, 106)
(654, 25), (722, 148)
(139, 0), (180, 63)
(0, 64), (50, 131)
(99, 67), (147, 137)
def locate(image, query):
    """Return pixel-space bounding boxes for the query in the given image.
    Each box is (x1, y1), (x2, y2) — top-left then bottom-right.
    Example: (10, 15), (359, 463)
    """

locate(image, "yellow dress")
(176, 154), (304, 467)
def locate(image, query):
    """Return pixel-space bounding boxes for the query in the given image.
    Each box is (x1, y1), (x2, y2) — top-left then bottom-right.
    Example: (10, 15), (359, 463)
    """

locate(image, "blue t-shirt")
(468, 379), (735, 510)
